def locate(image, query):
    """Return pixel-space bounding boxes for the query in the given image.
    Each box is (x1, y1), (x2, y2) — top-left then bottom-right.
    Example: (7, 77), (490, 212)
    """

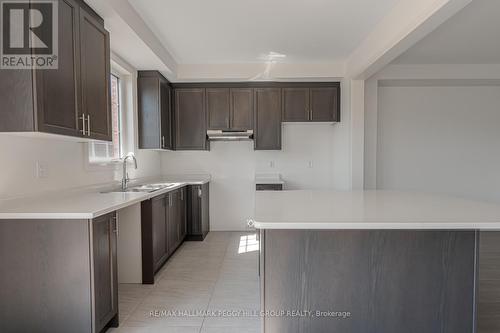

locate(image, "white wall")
(373, 82), (500, 202)
(0, 130), (161, 201)
(161, 122), (351, 231)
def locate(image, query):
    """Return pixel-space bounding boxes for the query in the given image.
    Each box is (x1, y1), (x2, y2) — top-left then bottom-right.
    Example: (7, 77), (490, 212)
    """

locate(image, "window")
(110, 74), (122, 158)
(87, 74), (122, 164)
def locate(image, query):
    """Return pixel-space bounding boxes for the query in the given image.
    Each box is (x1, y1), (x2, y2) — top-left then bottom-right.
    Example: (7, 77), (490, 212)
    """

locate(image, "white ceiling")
(128, 0), (402, 64)
(394, 0), (500, 65)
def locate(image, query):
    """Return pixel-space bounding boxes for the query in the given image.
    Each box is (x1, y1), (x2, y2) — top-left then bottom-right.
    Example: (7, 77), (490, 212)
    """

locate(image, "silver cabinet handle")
(87, 115), (91, 136)
(162, 136), (165, 148)
(180, 189), (184, 201)
(80, 113), (86, 136)
(198, 188), (202, 198)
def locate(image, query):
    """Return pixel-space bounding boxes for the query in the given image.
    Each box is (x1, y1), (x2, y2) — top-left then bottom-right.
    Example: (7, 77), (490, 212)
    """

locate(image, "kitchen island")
(254, 190), (500, 333)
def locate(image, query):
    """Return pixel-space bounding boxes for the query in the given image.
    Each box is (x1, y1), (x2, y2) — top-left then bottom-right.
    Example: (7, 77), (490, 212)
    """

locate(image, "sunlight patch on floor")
(238, 234), (259, 254)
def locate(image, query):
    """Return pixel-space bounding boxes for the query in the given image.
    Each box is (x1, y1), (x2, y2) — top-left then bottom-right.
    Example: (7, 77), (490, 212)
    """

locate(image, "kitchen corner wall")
(0, 135), (161, 199)
(161, 123), (351, 231)
(369, 82), (500, 203)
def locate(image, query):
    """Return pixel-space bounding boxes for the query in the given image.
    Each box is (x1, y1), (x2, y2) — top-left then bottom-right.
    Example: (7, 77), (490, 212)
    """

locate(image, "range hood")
(207, 130), (253, 141)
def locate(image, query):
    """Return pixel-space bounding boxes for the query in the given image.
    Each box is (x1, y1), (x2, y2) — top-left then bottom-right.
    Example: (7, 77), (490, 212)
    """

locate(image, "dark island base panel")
(261, 230), (500, 333)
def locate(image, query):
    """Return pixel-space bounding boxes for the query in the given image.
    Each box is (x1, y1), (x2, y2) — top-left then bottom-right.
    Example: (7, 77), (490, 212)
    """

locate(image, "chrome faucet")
(121, 152), (138, 190)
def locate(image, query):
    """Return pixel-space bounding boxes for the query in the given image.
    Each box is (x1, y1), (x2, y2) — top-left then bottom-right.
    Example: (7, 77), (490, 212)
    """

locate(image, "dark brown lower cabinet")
(167, 188), (187, 255)
(92, 212), (119, 333)
(0, 213), (118, 333)
(256, 183), (283, 191)
(151, 194), (168, 271)
(478, 232), (500, 333)
(141, 188), (187, 284)
(186, 183), (210, 241)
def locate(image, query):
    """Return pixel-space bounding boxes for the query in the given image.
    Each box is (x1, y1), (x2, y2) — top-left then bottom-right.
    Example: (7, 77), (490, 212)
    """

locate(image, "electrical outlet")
(35, 161), (48, 179)
(308, 161), (314, 168)
(269, 161), (275, 168)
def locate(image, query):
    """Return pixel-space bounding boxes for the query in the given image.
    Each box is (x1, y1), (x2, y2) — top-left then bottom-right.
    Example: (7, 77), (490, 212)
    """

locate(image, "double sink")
(102, 182), (182, 194)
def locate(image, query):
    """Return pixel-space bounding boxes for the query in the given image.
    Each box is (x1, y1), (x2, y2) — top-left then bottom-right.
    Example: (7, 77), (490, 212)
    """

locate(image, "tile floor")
(109, 232), (261, 333)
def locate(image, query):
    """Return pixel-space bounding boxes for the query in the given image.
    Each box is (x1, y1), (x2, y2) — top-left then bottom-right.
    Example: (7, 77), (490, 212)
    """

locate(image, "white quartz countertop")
(0, 175), (210, 220)
(254, 190), (500, 230)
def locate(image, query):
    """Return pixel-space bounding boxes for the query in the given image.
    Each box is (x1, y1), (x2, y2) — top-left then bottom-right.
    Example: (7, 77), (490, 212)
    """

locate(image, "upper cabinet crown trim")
(171, 82), (340, 89)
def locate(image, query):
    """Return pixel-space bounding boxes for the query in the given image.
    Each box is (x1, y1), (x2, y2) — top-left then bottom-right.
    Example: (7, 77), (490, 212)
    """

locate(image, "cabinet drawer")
(256, 184), (283, 191)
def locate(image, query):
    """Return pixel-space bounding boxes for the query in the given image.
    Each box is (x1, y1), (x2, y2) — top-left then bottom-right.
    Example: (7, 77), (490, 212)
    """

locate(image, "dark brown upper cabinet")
(310, 87), (339, 121)
(282, 86), (340, 122)
(0, 0), (111, 141)
(138, 71), (173, 150)
(174, 88), (209, 150)
(170, 82), (339, 151)
(207, 88), (231, 130)
(35, 0), (81, 138)
(230, 88), (253, 130)
(254, 88), (282, 150)
(80, 8), (111, 141)
(206, 88), (253, 131)
(282, 88), (309, 122)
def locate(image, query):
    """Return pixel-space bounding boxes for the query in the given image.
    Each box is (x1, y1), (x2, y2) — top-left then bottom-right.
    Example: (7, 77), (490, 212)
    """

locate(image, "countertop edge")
(253, 221), (500, 230)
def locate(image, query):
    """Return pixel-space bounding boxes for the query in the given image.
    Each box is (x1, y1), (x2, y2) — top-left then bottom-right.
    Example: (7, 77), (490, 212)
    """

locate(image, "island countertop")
(253, 190), (500, 229)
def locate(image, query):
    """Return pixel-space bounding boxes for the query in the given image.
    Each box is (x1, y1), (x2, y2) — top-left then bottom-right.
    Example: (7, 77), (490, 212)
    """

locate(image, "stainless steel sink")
(101, 182), (181, 194)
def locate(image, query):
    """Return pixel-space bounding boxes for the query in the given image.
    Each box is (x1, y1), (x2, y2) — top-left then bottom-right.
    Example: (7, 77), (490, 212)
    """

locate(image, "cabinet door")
(152, 195), (167, 270)
(160, 81), (173, 149)
(200, 183), (210, 238)
(137, 75), (161, 149)
(167, 191), (179, 254)
(207, 88), (230, 130)
(175, 190), (183, 247)
(230, 88), (253, 130)
(254, 88), (282, 150)
(35, 0), (81, 137)
(187, 184), (209, 240)
(187, 185), (201, 236)
(80, 9), (111, 141)
(92, 212), (118, 333)
(282, 88), (309, 122)
(310, 87), (339, 122)
(175, 89), (207, 150)
(180, 187), (187, 240)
